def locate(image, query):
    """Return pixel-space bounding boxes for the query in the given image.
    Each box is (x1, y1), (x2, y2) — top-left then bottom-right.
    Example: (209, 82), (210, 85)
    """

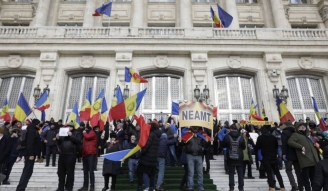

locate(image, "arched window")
(0, 76), (34, 115)
(64, 74), (108, 119)
(287, 76), (327, 122)
(215, 75), (257, 123)
(141, 75), (183, 121)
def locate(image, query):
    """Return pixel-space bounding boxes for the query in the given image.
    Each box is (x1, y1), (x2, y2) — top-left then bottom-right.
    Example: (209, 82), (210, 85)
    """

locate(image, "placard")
(179, 101), (213, 129)
(59, 128), (69, 137)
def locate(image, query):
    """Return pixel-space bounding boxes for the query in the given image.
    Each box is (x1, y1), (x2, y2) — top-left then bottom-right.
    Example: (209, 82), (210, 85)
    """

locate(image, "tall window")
(141, 76), (183, 120)
(0, 76), (34, 114)
(290, 0), (308, 4)
(64, 75), (108, 119)
(287, 76), (327, 122)
(215, 75), (257, 123)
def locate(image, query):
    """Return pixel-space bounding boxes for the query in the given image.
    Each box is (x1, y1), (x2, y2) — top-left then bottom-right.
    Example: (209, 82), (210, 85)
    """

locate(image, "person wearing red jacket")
(78, 124), (97, 191)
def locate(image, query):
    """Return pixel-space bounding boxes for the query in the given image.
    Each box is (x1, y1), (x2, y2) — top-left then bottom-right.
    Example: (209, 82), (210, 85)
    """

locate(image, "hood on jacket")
(228, 130), (240, 138)
(284, 126), (295, 133)
(160, 133), (167, 139)
(323, 145), (328, 159)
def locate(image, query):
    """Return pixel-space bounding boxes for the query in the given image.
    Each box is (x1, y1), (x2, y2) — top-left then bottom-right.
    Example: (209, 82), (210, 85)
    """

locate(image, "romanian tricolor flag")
(110, 89), (147, 120)
(124, 67), (148, 84)
(108, 86), (124, 122)
(13, 93), (31, 123)
(249, 99), (256, 120)
(210, 6), (223, 28)
(67, 102), (80, 129)
(34, 91), (50, 111)
(90, 89), (105, 127)
(217, 4), (233, 28)
(92, 2), (112, 17)
(80, 87), (92, 121)
(99, 97), (108, 131)
(0, 98), (10, 122)
(311, 97), (326, 131)
(181, 128), (210, 143)
(276, 94), (295, 123)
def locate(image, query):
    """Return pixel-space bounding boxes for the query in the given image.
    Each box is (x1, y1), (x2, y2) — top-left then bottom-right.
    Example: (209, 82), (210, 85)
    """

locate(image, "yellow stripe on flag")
(121, 145), (141, 161)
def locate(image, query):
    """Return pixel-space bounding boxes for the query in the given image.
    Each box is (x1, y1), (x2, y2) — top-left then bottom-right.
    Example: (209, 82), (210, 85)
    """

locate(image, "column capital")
(191, 52), (208, 85)
(40, 51), (59, 85)
(263, 53), (283, 83)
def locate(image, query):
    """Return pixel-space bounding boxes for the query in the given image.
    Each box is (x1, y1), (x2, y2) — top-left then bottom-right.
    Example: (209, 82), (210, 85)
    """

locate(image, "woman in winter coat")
(102, 133), (122, 191)
(313, 145), (328, 191)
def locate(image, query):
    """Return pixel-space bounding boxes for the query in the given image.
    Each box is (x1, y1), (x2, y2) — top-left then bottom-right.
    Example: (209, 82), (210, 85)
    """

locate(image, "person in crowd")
(288, 122), (320, 191)
(56, 122), (82, 191)
(76, 122), (85, 163)
(43, 123), (58, 167)
(325, 118), (328, 129)
(116, 123), (124, 146)
(281, 121), (303, 191)
(102, 132), (122, 191)
(313, 146), (328, 191)
(212, 119), (219, 157)
(241, 129), (255, 179)
(156, 132), (177, 191)
(272, 123), (283, 169)
(93, 126), (101, 171)
(55, 119), (64, 130)
(222, 124), (246, 191)
(178, 126), (211, 191)
(2, 122), (11, 136)
(165, 123), (178, 167)
(179, 146), (188, 191)
(158, 120), (165, 133)
(202, 127), (211, 174)
(78, 124), (97, 191)
(136, 122), (161, 191)
(0, 126), (13, 184)
(256, 125), (285, 191)
(123, 134), (139, 184)
(217, 121), (230, 174)
(319, 131), (328, 149)
(37, 121), (49, 163)
(16, 119), (41, 191)
(1, 125), (21, 185)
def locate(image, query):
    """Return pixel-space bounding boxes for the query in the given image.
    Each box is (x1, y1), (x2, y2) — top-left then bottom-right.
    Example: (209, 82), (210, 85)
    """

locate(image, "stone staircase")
(1, 155), (294, 191)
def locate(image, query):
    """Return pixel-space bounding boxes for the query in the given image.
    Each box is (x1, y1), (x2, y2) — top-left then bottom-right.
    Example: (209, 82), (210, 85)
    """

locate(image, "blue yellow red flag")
(108, 86), (124, 122)
(93, 2), (112, 17)
(67, 102), (80, 129)
(217, 4), (233, 28)
(210, 6), (223, 28)
(90, 89), (105, 127)
(311, 97), (326, 131)
(124, 67), (148, 84)
(13, 93), (31, 122)
(80, 87), (92, 121)
(99, 97), (108, 131)
(0, 98), (11, 122)
(34, 91), (50, 111)
(276, 94), (295, 123)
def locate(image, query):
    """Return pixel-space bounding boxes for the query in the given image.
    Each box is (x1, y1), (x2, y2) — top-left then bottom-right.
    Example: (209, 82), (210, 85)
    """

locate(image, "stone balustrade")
(0, 26), (327, 41)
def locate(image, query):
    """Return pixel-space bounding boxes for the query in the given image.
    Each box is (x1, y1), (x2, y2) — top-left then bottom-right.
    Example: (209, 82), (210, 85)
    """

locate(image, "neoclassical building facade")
(0, 0), (327, 124)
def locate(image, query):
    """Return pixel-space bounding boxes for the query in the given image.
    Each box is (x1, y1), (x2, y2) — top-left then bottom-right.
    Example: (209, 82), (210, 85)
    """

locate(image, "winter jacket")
(256, 130), (278, 162)
(43, 128), (58, 146)
(281, 127), (298, 161)
(57, 129), (82, 155)
(22, 125), (41, 157)
(102, 140), (122, 176)
(123, 140), (140, 159)
(116, 129), (125, 145)
(222, 131), (246, 166)
(313, 146), (328, 191)
(272, 127), (282, 145)
(181, 132), (211, 156)
(157, 133), (177, 158)
(288, 130), (319, 169)
(82, 129), (97, 157)
(0, 134), (13, 163)
(242, 137), (253, 164)
(165, 127), (174, 140)
(138, 128), (161, 168)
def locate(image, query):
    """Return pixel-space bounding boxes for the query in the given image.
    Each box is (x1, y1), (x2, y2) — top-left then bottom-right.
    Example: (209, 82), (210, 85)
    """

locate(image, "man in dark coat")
(123, 134), (139, 184)
(102, 133), (122, 191)
(281, 121), (302, 191)
(43, 123), (58, 167)
(136, 123), (161, 191)
(257, 125), (285, 191)
(56, 122), (82, 191)
(222, 124), (246, 191)
(16, 119), (41, 191)
(313, 145), (328, 191)
(0, 126), (13, 183)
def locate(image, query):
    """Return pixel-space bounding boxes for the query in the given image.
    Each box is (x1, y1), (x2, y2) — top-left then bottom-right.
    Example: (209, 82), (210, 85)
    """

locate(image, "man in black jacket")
(56, 122), (82, 191)
(178, 126), (211, 191)
(16, 118), (41, 191)
(313, 145), (328, 191)
(222, 124), (246, 191)
(256, 125), (285, 191)
(0, 126), (13, 184)
(43, 124), (58, 167)
(281, 121), (302, 191)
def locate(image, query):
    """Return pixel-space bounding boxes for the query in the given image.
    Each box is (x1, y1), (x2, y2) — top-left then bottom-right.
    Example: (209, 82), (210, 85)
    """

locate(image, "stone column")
(225, 0), (239, 28)
(131, 0), (144, 27)
(262, 0), (275, 28)
(319, 4), (328, 28)
(269, 0), (291, 28)
(83, 0), (97, 27)
(180, 0), (193, 28)
(33, 0), (51, 27)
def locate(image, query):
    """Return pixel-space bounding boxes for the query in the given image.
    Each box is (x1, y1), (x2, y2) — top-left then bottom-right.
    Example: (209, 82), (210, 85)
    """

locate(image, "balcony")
(0, 26), (327, 41)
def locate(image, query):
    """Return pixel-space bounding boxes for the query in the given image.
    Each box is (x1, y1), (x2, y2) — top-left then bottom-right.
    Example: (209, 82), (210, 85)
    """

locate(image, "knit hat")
(0, 127), (4, 134)
(67, 122), (74, 127)
(283, 121), (294, 128)
(31, 119), (40, 125)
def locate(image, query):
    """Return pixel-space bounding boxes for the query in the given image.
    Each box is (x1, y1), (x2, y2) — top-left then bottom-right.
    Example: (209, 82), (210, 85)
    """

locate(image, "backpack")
(228, 134), (241, 160)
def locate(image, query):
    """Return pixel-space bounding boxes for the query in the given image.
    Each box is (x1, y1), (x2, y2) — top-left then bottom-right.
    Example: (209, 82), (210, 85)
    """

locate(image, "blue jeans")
(166, 144), (178, 165)
(277, 145), (282, 168)
(156, 158), (165, 187)
(187, 154), (204, 191)
(128, 158), (138, 182)
(143, 173), (149, 188)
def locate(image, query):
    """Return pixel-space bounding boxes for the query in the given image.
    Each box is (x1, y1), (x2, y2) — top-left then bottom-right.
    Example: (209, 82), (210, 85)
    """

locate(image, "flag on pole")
(311, 97), (326, 131)
(249, 99), (256, 120)
(0, 98), (10, 122)
(124, 67), (148, 83)
(217, 4), (233, 28)
(210, 6), (223, 28)
(276, 94), (295, 123)
(99, 97), (108, 131)
(90, 89), (105, 127)
(67, 102), (80, 129)
(108, 86), (124, 122)
(13, 93), (32, 122)
(80, 88), (92, 121)
(34, 91), (50, 110)
(171, 101), (179, 115)
(93, 2), (113, 17)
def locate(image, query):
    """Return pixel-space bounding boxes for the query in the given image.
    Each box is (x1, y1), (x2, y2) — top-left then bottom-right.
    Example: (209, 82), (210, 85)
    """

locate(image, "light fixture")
(33, 84), (41, 103)
(273, 85), (289, 104)
(281, 85), (289, 98)
(123, 85), (130, 100)
(203, 85), (209, 103)
(272, 85), (279, 98)
(194, 85), (200, 101)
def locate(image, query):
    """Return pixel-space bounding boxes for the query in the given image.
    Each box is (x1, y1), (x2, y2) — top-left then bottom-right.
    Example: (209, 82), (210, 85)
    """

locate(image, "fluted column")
(180, 0), (193, 28)
(131, 0), (144, 27)
(33, 0), (51, 27)
(83, 0), (97, 27)
(225, 0), (239, 28)
(270, 0), (291, 28)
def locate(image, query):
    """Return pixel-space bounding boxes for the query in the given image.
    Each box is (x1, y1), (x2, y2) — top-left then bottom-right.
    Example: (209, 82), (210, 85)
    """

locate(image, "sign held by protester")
(179, 101), (213, 129)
